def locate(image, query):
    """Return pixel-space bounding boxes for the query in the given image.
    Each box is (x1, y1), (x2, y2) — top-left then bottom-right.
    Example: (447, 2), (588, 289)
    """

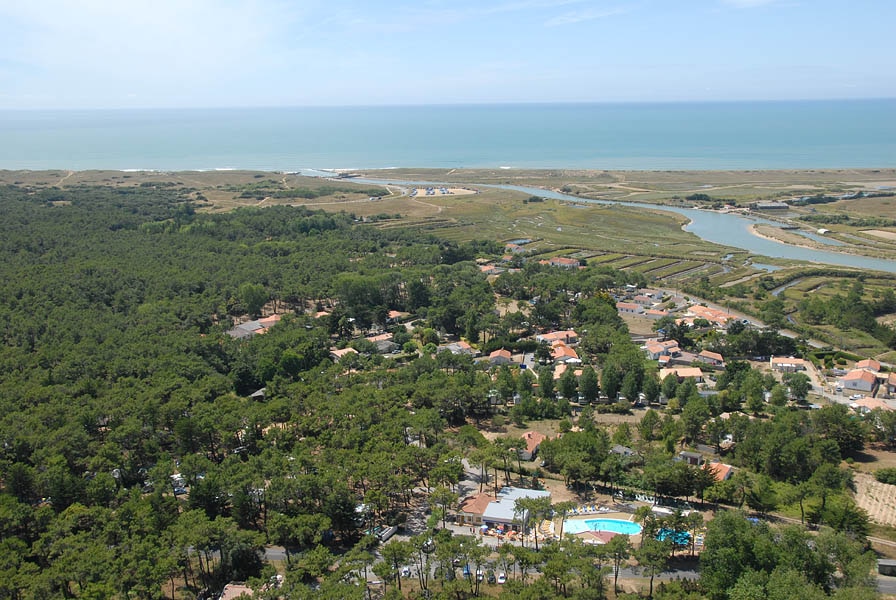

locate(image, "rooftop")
(840, 369), (877, 384)
(459, 492), (495, 515)
(481, 487), (551, 523)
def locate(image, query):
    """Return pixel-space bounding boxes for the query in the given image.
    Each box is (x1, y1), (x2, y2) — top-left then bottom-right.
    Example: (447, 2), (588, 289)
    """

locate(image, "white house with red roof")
(770, 356), (808, 372)
(850, 397), (893, 414)
(489, 348), (513, 365)
(644, 340), (680, 360)
(696, 350), (725, 367)
(330, 347), (358, 361)
(551, 342), (580, 363)
(546, 256), (581, 269)
(838, 369), (878, 393)
(616, 301), (643, 314)
(659, 367), (704, 383)
(704, 461), (736, 482)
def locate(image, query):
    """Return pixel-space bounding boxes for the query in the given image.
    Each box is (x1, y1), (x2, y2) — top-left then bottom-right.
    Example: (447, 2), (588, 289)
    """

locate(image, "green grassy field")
(7, 168), (896, 346)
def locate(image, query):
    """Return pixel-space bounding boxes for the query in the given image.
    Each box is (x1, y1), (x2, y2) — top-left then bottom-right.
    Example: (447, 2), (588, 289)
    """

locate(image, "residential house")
(644, 340), (680, 361)
(616, 302), (643, 315)
(770, 356), (808, 372)
(644, 309), (670, 320)
(850, 397), (893, 414)
(547, 256), (581, 269)
(365, 332), (399, 354)
(330, 347), (358, 361)
(518, 431), (547, 461)
(489, 348), (513, 365)
(704, 462), (735, 482)
(504, 240), (532, 254)
(887, 373), (896, 396)
(686, 305), (735, 327)
(632, 295), (654, 306)
(643, 341), (666, 360)
(838, 369), (878, 394)
(696, 350), (725, 368)
(856, 358), (882, 372)
(386, 310), (411, 324)
(226, 314), (283, 339)
(445, 341), (478, 356)
(659, 367), (704, 383)
(553, 363), (583, 380)
(536, 330), (579, 345)
(551, 342), (580, 363)
(480, 264), (505, 276)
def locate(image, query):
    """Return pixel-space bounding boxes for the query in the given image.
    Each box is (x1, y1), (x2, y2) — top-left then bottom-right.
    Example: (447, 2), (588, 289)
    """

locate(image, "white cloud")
(544, 6), (628, 26)
(338, 0), (594, 33)
(720, 0), (780, 7)
(0, 0), (314, 106)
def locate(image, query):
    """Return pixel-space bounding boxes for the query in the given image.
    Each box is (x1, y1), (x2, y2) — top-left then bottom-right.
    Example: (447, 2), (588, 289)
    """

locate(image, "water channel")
(304, 173), (896, 274)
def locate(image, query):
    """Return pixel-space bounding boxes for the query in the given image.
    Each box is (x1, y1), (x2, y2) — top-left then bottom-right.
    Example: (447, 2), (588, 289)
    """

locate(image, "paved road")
(878, 574), (896, 595)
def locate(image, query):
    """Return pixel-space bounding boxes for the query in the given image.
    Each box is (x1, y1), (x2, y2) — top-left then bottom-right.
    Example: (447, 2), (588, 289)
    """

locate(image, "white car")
(497, 572), (507, 584)
(401, 567), (411, 578)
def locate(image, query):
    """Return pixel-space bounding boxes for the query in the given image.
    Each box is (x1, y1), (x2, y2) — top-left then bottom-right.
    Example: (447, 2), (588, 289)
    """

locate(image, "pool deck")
(547, 510), (643, 541)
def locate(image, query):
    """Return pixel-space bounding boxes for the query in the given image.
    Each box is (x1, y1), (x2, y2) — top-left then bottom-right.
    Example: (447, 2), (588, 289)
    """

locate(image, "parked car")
(476, 568), (483, 582)
(401, 567), (411, 578)
(497, 572), (507, 584)
(487, 571), (496, 584)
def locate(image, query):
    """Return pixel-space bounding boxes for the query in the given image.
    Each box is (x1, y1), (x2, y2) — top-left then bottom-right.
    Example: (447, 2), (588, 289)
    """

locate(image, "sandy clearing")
(864, 229), (896, 242)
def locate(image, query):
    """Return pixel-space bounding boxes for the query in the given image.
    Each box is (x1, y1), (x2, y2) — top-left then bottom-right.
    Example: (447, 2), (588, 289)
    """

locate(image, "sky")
(0, 0), (894, 109)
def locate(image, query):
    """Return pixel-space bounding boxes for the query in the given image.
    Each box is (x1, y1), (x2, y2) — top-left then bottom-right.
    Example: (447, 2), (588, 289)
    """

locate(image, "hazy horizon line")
(2, 97), (895, 113)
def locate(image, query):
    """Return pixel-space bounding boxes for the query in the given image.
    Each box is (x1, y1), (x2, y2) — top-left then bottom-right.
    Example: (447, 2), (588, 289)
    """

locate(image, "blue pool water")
(564, 518), (642, 535)
(657, 528), (691, 545)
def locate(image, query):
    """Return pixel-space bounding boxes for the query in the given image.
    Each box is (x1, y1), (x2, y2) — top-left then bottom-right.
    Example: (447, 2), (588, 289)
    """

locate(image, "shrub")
(874, 468), (896, 485)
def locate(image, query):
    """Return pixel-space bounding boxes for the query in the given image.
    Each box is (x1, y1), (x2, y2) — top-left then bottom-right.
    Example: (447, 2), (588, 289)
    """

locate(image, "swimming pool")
(563, 518), (642, 535)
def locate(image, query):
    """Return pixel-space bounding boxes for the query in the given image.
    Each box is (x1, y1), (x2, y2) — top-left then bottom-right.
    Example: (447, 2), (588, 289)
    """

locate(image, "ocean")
(1, 100), (894, 171)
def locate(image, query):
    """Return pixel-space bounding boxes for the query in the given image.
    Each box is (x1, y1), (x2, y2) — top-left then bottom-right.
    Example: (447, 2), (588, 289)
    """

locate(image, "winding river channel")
(309, 173), (896, 274)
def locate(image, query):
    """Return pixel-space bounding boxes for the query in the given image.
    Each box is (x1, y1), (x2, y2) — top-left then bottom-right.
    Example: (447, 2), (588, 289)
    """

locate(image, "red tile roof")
(856, 359), (881, 372)
(841, 369), (877, 384)
(521, 431), (547, 454)
(704, 462), (735, 482)
(460, 492), (495, 515)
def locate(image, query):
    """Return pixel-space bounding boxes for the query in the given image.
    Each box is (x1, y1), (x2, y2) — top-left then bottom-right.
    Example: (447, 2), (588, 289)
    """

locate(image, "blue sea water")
(0, 100), (894, 171)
